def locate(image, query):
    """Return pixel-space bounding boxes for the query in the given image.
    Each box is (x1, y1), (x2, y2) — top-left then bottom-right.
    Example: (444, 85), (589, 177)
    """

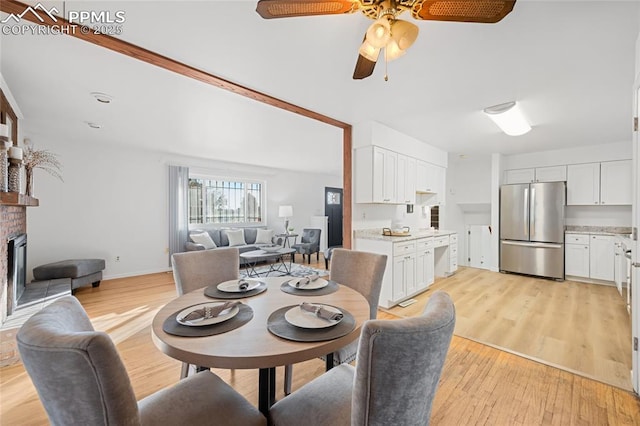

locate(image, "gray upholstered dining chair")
(291, 228), (321, 264)
(270, 290), (455, 426)
(172, 247), (240, 378)
(16, 296), (266, 426)
(284, 248), (387, 395)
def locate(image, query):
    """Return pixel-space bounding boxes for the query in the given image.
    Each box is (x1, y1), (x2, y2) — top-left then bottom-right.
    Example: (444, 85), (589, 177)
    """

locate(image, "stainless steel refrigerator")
(500, 181), (565, 280)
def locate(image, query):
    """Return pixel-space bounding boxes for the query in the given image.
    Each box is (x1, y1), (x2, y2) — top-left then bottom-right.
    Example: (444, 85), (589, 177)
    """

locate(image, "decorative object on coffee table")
(22, 143), (63, 197)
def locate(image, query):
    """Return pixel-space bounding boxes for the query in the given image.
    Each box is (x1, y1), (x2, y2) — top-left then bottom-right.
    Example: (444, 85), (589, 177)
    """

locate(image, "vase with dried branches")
(22, 146), (63, 196)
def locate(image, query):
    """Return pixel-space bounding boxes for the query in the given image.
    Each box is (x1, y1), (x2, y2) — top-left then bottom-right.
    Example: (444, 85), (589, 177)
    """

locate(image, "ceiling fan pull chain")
(384, 48), (389, 81)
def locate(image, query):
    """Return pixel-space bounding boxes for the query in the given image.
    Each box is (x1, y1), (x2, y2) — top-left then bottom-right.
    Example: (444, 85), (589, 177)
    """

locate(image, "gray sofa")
(185, 228), (281, 265)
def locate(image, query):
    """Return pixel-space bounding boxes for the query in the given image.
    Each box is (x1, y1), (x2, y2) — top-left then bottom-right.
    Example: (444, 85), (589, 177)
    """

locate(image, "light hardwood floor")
(1, 261), (639, 425)
(388, 266), (633, 391)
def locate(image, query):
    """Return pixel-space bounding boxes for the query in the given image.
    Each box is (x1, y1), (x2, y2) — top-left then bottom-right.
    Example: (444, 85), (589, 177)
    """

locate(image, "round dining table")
(151, 276), (370, 416)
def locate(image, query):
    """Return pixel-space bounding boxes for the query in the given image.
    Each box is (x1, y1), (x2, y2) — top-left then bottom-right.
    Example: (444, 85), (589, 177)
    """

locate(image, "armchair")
(291, 228), (321, 264)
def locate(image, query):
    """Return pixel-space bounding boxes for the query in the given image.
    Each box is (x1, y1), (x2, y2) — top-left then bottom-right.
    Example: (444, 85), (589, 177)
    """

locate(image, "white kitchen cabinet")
(504, 166), (566, 184)
(416, 238), (435, 291)
(600, 160), (632, 205)
(567, 163), (601, 205)
(356, 146), (397, 203)
(392, 240), (416, 301)
(535, 165), (567, 182)
(433, 166), (446, 205)
(567, 160), (632, 206)
(397, 154), (416, 204)
(589, 235), (615, 281)
(565, 233), (590, 277)
(504, 168), (535, 184)
(565, 233), (616, 282)
(354, 232), (456, 308)
(448, 234), (458, 274)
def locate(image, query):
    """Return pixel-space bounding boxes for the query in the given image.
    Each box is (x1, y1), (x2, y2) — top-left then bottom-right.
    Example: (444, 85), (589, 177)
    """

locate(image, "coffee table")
(240, 248), (296, 277)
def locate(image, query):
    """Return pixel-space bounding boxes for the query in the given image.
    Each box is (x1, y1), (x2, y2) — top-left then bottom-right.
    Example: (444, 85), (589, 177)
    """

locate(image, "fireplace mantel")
(0, 193), (39, 207)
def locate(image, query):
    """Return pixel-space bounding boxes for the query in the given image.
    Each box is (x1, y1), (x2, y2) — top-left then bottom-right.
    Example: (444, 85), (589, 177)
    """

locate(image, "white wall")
(504, 141), (632, 169)
(26, 132), (340, 281)
(443, 154), (494, 268)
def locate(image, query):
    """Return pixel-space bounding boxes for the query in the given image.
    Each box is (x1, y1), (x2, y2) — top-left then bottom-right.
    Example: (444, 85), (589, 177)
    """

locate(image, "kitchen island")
(354, 229), (458, 308)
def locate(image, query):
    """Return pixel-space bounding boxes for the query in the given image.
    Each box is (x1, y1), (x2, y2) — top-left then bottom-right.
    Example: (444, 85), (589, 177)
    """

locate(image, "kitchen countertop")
(565, 226), (632, 236)
(354, 228), (457, 243)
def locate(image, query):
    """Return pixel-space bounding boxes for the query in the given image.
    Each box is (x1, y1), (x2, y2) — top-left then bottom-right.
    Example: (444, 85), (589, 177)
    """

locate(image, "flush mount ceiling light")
(483, 101), (531, 136)
(256, 0), (517, 80)
(86, 122), (102, 129)
(91, 92), (113, 104)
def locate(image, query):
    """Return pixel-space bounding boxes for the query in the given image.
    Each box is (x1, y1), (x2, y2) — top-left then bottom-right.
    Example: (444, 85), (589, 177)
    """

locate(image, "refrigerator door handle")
(502, 241), (563, 249)
(523, 186), (529, 238)
(530, 186), (535, 237)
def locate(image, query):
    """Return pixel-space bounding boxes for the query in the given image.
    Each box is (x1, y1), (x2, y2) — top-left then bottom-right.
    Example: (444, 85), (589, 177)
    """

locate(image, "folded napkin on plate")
(300, 302), (343, 321)
(179, 301), (240, 322)
(238, 279), (251, 291)
(295, 274), (320, 288)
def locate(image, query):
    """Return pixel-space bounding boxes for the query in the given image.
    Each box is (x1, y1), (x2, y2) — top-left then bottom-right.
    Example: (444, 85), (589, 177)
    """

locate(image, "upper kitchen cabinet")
(355, 145), (397, 203)
(504, 166), (566, 184)
(567, 160), (631, 205)
(416, 160), (445, 205)
(397, 154), (416, 205)
(600, 160), (632, 205)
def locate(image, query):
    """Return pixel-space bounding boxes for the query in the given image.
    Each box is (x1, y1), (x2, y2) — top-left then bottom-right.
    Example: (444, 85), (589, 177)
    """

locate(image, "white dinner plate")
(287, 277), (328, 290)
(176, 302), (239, 327)
(284, 305), (342, 329)
(217, 279), (262, 293)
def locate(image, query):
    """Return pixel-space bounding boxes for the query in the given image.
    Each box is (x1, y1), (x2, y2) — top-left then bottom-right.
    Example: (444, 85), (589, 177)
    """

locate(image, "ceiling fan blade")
(353, 53), (377, 80)
(411, 0), (517, 23)
(256, 0), (358, 19)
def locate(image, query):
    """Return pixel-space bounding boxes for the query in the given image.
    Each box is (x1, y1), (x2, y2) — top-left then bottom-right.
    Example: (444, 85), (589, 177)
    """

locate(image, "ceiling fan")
(256, 0), (517, 80)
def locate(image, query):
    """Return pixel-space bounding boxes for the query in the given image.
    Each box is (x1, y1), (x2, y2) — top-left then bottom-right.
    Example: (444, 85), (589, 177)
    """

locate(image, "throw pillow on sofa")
(226, 229), (247, 246)
(190, 232), (217, 249)
(255, 229), (274, 244)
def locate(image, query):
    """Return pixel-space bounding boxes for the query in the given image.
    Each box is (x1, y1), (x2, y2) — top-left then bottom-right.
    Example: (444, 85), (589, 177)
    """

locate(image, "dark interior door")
(325, 187), (343, 248)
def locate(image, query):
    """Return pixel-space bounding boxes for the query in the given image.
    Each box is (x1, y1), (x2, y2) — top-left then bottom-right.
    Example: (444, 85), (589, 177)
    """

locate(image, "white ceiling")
(1, 1), (639, 176)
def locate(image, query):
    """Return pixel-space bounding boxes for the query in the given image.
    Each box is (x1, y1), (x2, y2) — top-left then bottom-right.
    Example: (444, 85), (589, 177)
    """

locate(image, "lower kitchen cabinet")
(589, 235), (614, 281)
(416, 238), (435, 291)
(393, 252), (416, 301)
(565, 241), (590, 277)
(354, 231), (457, 308)
(565, 233), (615, 282)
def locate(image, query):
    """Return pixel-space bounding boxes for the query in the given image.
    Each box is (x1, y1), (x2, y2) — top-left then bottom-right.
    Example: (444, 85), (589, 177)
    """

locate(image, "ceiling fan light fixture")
(483, 101), (531, 136)
(358, 39), (380, 62)
(366, 17), (391, 48)
(390, 20), (419, 50)
(384, 39), (406, 61)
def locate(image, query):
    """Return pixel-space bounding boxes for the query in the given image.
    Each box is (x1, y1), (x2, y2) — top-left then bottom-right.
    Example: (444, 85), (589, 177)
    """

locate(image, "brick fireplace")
(0, 204), (26, 324)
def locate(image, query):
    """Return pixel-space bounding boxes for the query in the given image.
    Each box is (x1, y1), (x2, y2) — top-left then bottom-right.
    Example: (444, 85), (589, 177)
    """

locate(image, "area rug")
(240, 263), (328, 278)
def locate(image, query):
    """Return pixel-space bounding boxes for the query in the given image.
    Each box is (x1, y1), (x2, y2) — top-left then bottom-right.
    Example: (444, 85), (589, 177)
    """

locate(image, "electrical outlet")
(115, 256), (120, 262)
(165, 247), (170, 254)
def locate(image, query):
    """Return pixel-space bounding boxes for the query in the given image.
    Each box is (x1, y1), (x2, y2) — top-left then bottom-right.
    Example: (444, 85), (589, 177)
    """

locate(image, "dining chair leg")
(284, 364), (292, 395)
(325, 353), (334, 371)
(180, 362), (189, 379)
